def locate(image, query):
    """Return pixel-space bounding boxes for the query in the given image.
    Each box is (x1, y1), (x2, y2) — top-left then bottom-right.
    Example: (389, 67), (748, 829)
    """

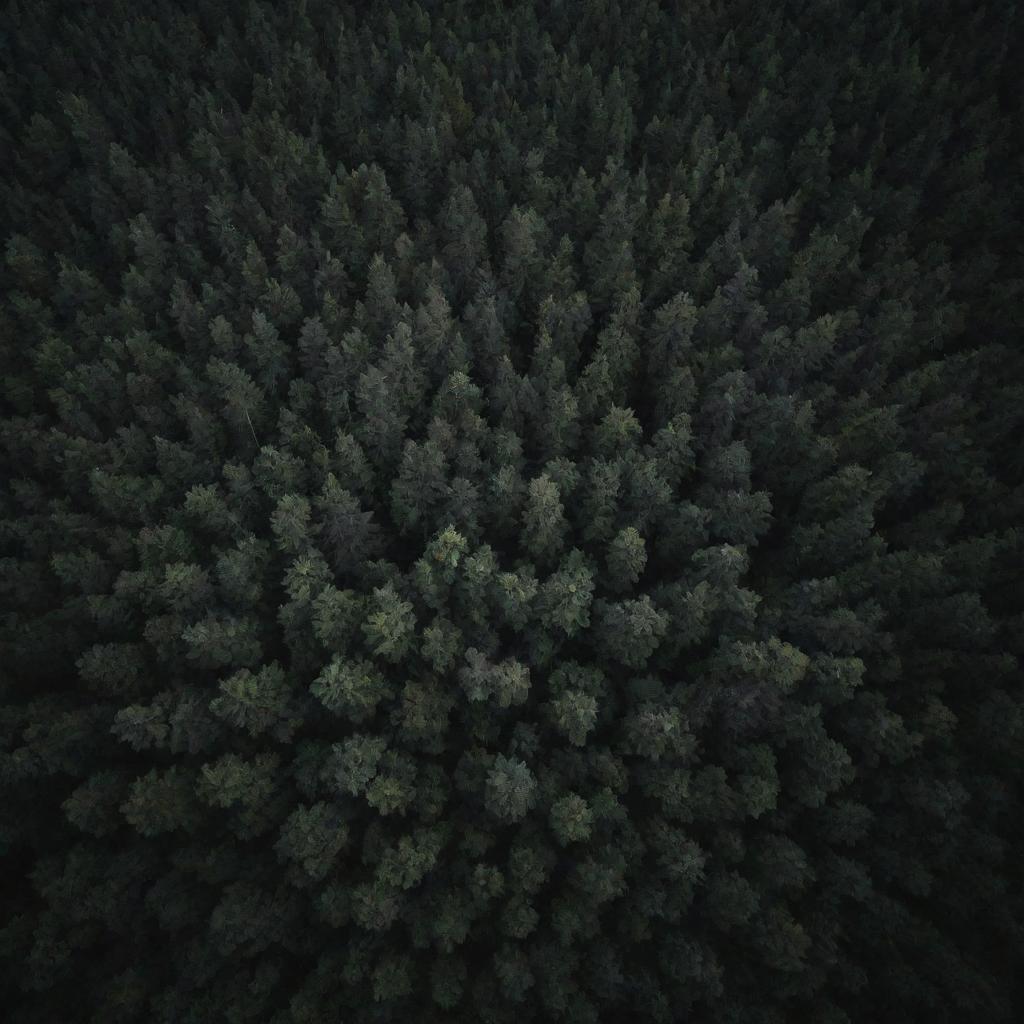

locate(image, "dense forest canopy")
(1, 1), (1022, 1021)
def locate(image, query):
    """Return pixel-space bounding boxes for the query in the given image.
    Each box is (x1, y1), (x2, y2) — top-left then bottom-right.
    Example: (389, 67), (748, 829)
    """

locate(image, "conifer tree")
(0, 3), (1020, 1022)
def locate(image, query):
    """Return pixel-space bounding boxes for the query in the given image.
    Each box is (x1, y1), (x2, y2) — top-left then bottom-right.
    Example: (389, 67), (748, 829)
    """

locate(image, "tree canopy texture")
(0, 1), (1022, 1021)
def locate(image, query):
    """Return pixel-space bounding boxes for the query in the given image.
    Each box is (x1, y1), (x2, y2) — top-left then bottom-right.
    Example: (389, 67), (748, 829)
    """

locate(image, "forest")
(0, 1), (1021, 1021)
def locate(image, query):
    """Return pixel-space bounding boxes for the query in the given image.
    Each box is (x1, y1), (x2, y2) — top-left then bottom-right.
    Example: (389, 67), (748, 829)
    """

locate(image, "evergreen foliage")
(0, 1), (1021, 1021)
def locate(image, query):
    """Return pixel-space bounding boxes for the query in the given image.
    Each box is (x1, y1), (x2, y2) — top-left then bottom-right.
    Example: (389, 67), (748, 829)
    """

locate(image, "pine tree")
(1, 3), (1020, 1022)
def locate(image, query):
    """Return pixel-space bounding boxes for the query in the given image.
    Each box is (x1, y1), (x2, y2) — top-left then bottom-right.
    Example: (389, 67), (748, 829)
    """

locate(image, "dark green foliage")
(0, 1), (1021, 1022)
